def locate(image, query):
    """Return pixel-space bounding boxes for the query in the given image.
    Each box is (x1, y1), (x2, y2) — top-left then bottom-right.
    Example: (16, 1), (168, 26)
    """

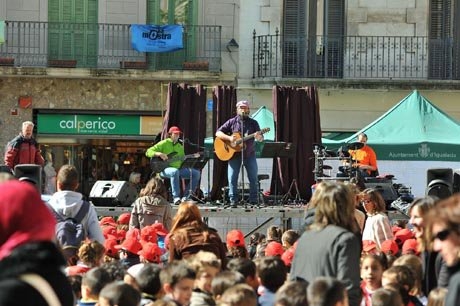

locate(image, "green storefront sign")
(37, 114), (159, 135)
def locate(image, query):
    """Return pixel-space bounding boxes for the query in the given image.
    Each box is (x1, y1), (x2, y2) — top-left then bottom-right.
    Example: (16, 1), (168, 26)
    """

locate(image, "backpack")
(49, 201), (90, 259)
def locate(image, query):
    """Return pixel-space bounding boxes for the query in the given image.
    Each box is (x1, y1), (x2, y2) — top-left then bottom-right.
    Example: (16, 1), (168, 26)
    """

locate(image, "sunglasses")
(361, 199), (372, 205)
(432, 229), (451, 242)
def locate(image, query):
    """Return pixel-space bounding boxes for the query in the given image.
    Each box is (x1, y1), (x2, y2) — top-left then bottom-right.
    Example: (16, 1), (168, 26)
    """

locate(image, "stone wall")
(0, 77), (164, 159)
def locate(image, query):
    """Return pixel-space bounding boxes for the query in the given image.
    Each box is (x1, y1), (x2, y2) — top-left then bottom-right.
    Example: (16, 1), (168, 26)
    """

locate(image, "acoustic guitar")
(214, 127), (270, 161)
(150, 152), (202, 173)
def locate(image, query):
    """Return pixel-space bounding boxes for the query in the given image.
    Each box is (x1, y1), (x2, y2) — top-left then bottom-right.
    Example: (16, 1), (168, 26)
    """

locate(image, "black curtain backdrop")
(210, 85), (237, 201)
(271, 86), (321, 201)
(162, 83), (207, 154)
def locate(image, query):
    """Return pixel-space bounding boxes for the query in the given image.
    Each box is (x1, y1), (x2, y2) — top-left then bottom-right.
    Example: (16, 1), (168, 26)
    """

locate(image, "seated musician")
(145, 126), (201, 205)
(347, 133), (378, 178)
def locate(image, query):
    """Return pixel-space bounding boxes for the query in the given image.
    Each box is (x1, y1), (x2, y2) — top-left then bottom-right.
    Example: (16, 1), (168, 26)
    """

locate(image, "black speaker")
(426, 168), (453, 199)
(14, 164), (42, 193)
(364, 180), (399, 204)
(453, 169), (460, 194)
(89, 180), (137, 207)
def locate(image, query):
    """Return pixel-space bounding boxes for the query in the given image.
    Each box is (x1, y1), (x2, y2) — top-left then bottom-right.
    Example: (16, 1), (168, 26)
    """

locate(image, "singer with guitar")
(145, 126), (201, 205)
(215, 100), (264, 206)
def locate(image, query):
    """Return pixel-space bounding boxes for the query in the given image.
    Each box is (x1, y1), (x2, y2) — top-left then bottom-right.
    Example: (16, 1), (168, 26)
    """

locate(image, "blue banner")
(131, 24), (183, 53)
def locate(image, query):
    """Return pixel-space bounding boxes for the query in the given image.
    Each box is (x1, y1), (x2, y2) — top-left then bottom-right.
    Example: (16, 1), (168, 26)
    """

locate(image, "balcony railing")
(0, 21), (221, 72)
(253, 29), (460, 80)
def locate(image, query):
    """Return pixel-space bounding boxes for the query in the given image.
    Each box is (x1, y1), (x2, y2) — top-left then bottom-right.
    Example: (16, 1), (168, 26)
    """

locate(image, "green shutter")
(325, 0), (344, 77)
(282, 0), (307, 77)
(429, 0), (452, 79)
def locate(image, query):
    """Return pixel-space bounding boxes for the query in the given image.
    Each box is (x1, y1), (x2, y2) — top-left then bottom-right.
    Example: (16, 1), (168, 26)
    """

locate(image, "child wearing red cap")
(226, 229), (248, 259)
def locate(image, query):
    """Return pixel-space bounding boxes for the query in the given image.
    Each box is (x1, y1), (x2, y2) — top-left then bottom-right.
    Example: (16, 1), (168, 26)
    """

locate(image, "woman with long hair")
(129, 177), (172, 230)
(360, 188), (394, 249)
(290, 181), (361, 306)
(168, 201), (227, 267)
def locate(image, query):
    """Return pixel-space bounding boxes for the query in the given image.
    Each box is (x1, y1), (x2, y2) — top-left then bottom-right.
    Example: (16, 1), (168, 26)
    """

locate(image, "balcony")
(0, 21), (221, 72)
(253, 29), (460, 80)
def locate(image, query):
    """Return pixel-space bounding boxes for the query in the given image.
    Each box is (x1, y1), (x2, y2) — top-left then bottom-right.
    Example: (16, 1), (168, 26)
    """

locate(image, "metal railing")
(0, 21), (221, 72)
(253, 29), (460, 80)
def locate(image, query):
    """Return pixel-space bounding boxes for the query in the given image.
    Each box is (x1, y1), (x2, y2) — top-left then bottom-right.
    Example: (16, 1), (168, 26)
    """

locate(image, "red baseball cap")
(104, 237), (119, 258)
(395, 229), (414, 245)
(138, 242), (162, 263)
(115, 238), (142, 255)
(117, 213), (131, 225)
(103, 226), (118, 239)
(168, 126), (182, 134)
(100, 216), (117, 227)
(151, 222), (169, 236)
(281, 246), (295, 267)
(380, 239), (399, 256)
(125, 228), (141, 241)
(362, 240), (378, 253)
(265, 241), (284, 257)
(226, 229), (245, 248)
(141, 226), (158, 244)
(402, 238), (420, 255)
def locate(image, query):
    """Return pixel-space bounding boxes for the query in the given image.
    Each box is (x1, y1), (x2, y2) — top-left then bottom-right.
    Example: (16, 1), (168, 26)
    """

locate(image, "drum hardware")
(347, 142), (365, 150)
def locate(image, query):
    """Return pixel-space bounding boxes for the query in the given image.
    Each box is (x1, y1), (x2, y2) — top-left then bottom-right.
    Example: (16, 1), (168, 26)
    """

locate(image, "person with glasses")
(425, 194), (460, 306)
(360, 188), (394, 250)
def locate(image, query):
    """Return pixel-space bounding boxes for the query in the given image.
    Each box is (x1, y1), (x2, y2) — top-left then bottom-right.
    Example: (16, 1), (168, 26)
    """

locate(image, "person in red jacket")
(4, 121), (44, 170)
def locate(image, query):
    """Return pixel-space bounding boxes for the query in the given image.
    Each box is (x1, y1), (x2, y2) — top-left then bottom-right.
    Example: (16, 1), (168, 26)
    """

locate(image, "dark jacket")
(169, 225), (227, 268)
(4, 134), (45, 169)
(444, 261), (460, 306)
(290, 225), (362, 306)
(0, 241), (75, 306)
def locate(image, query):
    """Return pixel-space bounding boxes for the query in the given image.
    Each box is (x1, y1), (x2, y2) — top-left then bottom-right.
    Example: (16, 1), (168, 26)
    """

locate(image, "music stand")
(261, 142), (296, 205)
(180, 156), (207, 203)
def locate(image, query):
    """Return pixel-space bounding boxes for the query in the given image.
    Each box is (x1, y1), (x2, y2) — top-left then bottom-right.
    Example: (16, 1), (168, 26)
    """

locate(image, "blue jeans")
(161, 167), (201, 199)
(228, 154), (258, 203)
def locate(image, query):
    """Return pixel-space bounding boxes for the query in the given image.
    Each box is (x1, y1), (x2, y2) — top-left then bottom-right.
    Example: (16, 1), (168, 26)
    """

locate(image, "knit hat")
(380, 239), (399, 256)
(0, 181), (56, 260)
(115, 238), (142, 255)
(226, 229), (245, 248)
(151, 222), (169, 236)
(118, 213), (131, 225)
(265, 241), (284, 257)
(402, 238), (420, 255)
(138, 242), (162, 263)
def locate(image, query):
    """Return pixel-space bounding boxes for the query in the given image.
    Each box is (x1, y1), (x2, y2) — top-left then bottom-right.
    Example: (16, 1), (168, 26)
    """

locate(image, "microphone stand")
(239, 114), (247, 208)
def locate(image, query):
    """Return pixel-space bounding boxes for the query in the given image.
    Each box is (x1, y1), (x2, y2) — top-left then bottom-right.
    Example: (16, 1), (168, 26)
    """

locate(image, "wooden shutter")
(429, 0), (452, 79)
(282, 0), (307, 77)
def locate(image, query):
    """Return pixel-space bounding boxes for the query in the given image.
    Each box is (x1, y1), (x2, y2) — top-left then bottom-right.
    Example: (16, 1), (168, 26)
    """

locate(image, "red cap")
(281, 246), (295, 267)
(141, 226), (158, 244)
(104, 238), (119, 258)
(395, 229), (414, 245)
(100, 216), (117, 227)
(118, 213), (131, 225)
(265, 241), (284, 257)
(115, 237), (142, 255)
(126, 228), (141, 241)
(151, 222), (169, 236)
(226, 229), (245, 248)
(138, 242), (162, 263)
(103, 226), (118, 239)
(168, 126), (182, 134)
(380, 239), (399, 256)
(402, 238), (420, 255)
(391, 225), (403, 235)
(362, 240), (378, 253)
(117, 229), (127, 241)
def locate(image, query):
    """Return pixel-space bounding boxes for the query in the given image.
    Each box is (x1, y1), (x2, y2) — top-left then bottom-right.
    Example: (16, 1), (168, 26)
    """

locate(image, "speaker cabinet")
(426, 168), (453, 200)
(89, 181), (137, 207)
(14, 164), (42, 193)
(364, 180), (399, 204)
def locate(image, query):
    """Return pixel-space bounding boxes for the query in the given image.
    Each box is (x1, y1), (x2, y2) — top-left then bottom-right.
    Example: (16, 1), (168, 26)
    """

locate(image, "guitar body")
(214, 128), (270, 161)
(214, 133), (243, 161)
(150, 152), (177, 173)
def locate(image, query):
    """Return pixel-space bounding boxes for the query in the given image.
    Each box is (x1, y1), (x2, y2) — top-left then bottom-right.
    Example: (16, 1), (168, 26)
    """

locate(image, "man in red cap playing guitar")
(215, 100), (267, 206)
(146, 126), (201, 205)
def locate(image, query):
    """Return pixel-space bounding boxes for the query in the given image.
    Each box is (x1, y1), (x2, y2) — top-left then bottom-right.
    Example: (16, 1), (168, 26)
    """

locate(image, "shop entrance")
(40, 138), (153, 198)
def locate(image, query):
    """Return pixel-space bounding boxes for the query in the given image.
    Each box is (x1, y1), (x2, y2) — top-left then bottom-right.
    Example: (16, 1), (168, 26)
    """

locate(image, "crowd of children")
(2, 177), (460, 306)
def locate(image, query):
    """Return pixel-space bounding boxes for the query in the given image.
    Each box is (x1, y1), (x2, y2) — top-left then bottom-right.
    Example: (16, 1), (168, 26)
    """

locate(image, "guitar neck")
(236, 132), (258, 145)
